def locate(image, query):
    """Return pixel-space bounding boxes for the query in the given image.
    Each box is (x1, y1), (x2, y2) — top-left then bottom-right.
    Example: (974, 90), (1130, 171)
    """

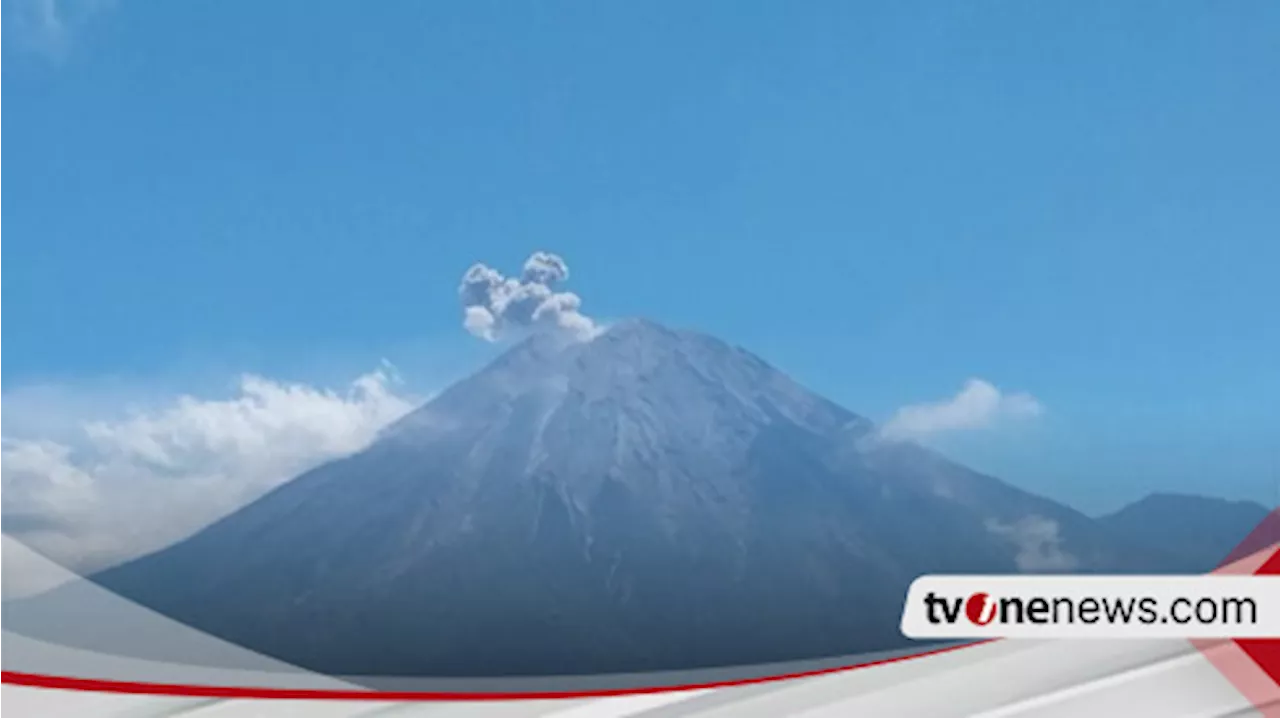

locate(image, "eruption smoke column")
(458, 251), (598, 341)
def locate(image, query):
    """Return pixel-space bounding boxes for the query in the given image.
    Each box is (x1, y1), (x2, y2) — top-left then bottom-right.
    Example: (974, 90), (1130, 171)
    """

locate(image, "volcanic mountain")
(89, 320), (1174, 676)
(1098, 493), (1271, 573)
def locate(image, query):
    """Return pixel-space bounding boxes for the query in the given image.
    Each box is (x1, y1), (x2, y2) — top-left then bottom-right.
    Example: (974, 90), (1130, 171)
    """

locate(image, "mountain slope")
(1098, 493), (1271, 573)
(89, 320), (1169, 676)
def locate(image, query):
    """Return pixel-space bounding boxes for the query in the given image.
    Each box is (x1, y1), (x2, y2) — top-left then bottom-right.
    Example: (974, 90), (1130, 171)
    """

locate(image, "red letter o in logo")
(965, 592), (996, 625)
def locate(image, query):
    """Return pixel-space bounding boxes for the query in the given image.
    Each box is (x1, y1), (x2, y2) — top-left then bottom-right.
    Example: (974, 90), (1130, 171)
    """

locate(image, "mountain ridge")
(1097, 492), (1271, 573)
(74, 319), (1224, 676)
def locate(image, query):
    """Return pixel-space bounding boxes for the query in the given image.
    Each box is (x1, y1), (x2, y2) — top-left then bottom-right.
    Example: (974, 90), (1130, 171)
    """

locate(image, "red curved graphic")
(1, 641), (986, 701)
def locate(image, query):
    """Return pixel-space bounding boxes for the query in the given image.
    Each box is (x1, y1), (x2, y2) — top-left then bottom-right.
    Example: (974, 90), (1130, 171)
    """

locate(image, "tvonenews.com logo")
(924, 590), (1257, 627)
(900, 576), (1280, 640)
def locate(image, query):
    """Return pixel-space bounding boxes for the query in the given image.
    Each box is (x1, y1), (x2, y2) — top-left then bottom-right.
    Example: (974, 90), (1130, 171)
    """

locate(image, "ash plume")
(459, 251), (598, 341)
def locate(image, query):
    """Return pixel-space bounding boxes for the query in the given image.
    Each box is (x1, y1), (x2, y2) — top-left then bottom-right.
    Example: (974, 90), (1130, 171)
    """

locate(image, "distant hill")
(31, 319), (1185, 676)
(1098, 493), (1271, 572)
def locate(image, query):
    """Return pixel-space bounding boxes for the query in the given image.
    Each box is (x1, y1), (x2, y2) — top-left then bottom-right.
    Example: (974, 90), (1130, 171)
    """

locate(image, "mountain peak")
(1111, 492), (1269, 516)
(1098, 493), (1270, 572)
(386, 317), (863, 460)
(475, 317), (686, 373)
(600, 316), (671, 336)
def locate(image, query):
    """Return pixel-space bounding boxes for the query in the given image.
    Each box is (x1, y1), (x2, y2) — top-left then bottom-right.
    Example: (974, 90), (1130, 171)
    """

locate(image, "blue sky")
(4, 1), (1278, 514)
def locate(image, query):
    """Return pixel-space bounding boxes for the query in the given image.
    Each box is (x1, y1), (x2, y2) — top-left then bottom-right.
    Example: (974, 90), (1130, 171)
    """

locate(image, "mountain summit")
(1098, 493), (1271, 573)
(92, 320), (1169, 676)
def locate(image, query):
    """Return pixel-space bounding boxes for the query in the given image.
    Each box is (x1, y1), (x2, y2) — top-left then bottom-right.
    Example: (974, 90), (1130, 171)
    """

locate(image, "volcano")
(90, 320), (1172, 676)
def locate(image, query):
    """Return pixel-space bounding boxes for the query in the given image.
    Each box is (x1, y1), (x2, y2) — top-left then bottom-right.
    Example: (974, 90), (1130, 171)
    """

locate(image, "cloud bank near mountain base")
(1, 366), (417, 598)
(986, 515), (1080, 572)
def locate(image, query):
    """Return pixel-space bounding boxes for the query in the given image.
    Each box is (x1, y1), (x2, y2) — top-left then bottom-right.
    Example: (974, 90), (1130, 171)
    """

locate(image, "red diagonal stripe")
(1199, 506), (1280, 715)
(1220, 509), (1280, 568)
(1235, 547), (1280, 687)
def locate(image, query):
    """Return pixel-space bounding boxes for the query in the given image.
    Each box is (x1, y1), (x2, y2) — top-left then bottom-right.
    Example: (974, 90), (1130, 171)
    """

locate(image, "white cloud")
(4, 0), (113, 59)
(985, 515), (1079, 572)
(877, 378), (1043, 443)
(1, 365), (418, 596)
